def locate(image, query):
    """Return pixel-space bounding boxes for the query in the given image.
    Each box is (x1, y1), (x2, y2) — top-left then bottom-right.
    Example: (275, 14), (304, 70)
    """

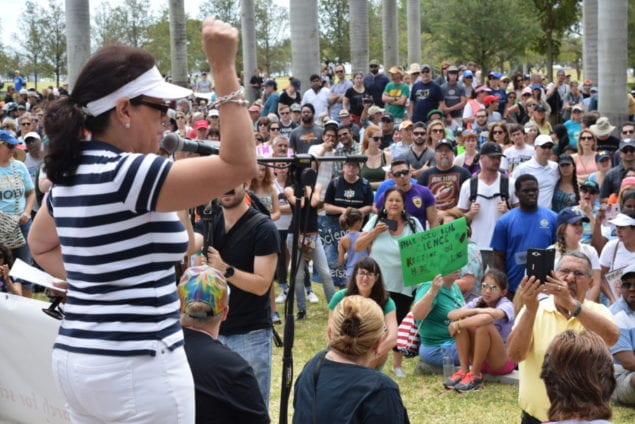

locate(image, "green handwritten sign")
(399, 217), (468, 286)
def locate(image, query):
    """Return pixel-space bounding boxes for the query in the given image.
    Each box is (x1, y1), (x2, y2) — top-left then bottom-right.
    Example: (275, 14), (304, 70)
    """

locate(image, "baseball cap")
(488, 71), (502, 79)
(534, 104), (546, 112)
(619, 139), (635, 151)
(447, 65), (459, 73)
(534, 134), (554, 147)
(421, 64), (432, 71)
(558, 154), (574, 165)
(475, 86), (491, 94)
(521, 87), (532, 96)
(580, 180), (600, 194)
(435, 139), (453, 150)
(338, 109), (350, 118)
(399, 120), (413, 130)
(178, 265), (229, 318)
(572, 105), (584, 112)
(531, 83), (542, 90)
(0, 130), (20, 145)
(264, 79), (277, 89)
(23, 131), (41, 141)
(480, 142), (505, 157)
(194, 120), (209, 130)
(381, 113), (394, 122)
(290, 104), (301, 112)
(369, 59), (380, 66)
(557, 207), (590, 228)
(595, 150), (611, 161)
(622, 263), (635, 279)
(483, 95), (501, 106)
(427, 109), (445, 119)
(323, 120), (339, 131)
(463, 70), (474, 78)
(368, 105), (383, 116)
(609, 213), (635, 227)
(207, 109), (219, 117)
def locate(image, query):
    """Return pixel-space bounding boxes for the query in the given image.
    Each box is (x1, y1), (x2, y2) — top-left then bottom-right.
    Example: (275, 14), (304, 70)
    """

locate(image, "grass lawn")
(269, 284), (635, 423)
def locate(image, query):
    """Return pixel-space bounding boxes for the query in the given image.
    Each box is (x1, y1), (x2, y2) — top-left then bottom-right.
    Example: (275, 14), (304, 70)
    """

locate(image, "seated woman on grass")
(328, 257), (398, 369)
(444, 268), (516, 392)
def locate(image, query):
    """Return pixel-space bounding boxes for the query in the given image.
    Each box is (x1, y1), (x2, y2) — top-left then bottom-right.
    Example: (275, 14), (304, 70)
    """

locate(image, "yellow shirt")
(516, 297), (615, 422)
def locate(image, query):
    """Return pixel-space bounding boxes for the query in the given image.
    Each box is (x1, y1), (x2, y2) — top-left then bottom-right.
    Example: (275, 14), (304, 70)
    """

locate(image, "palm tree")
(597, 0), (628, 124)
(349, 0), (369, 74)
(406, 0), (421, 66)
(168, 0), (188, 89)
(241, 0), (257, 103)
(382, 0), (398, 68)
(65, 0), (91, 90)
(290, 0), (320, 93)
(583, 0), (598, 85)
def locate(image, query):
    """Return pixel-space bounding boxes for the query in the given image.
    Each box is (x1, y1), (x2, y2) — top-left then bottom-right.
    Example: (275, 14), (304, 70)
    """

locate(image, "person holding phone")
(355, 187), (423, 378)
(507, 251), (619, 424)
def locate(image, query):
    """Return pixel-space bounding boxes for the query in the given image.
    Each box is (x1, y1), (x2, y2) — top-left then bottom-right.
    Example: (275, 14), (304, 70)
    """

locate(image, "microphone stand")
(257, 154), (364, 424)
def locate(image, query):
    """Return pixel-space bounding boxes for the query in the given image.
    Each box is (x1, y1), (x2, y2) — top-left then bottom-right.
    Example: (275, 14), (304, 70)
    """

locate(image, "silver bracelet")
(211, 89), (248, 108)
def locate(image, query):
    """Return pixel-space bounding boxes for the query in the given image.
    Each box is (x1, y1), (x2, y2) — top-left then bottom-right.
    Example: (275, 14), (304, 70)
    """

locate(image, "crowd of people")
(1, 18), (635, 423)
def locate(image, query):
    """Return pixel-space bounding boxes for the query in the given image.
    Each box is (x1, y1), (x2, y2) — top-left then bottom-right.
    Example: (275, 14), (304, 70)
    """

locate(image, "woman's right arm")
(157, 19), (257, 212)
(354, 221), (387, 252)
(28, 207), (67, 280)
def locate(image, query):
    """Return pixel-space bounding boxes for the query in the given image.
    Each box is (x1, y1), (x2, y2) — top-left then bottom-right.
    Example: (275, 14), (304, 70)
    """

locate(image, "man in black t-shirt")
(202, 183), (279, 407)
(179, 266), (270, 424)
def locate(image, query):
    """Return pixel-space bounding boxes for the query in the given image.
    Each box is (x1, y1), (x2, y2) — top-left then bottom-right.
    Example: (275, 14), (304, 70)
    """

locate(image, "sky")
(0, 0), (289, 47)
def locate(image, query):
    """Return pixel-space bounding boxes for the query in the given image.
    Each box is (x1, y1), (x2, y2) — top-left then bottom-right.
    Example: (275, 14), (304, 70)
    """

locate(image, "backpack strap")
(499, 175), (511, 209)
(469, 175), (479, 203)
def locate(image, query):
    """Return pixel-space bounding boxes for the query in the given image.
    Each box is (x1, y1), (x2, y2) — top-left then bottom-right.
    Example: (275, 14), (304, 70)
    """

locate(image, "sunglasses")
(176, 116), (185, 119)
(622, 281), (634, 290)
(280, 111), (290, 115)
(392, 169), (410, 177)
(622, 148), (635, 154)
(413, 131), (426, 136)
(538, 144), (554, 149)
(269, 127), (280, 131)
(223, 189), (236, 196)
(621, 129), (635, 135)
(20, 122), (30, 127)
(370, 136), (382, 141)
(580, 187), (599, 195)
(492, 130), (505, 135)
(431, 129), (444, 133)
(131, 98), (169, 115)
(579, 136), (593, 140)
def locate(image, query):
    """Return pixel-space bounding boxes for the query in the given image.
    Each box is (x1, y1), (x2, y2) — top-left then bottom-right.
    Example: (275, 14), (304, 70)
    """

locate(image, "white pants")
(51, 344), (195, 424)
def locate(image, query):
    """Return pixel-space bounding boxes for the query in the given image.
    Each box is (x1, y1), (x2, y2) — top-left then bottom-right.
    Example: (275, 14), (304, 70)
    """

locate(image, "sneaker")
(272, 311), (281, 325)
(443, 369), (467, 389)
(392, 367), (407, 378)
(454, 372), (484, 392)
(307, 291), (319, 304)
(275, 292), (287, 304)
(297, 310), (306, 320)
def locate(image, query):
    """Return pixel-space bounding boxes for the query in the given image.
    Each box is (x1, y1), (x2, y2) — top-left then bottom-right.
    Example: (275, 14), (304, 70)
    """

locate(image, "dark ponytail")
(44, 45), (156, 184)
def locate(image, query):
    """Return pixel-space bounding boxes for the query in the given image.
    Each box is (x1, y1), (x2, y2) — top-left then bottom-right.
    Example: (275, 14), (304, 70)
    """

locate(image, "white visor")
(609, 213), (635, 227)
(83, 66), (192, 116)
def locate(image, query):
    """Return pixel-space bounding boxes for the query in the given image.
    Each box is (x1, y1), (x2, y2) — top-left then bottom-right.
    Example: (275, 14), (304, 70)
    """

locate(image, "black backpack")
(468, 174), (511, 209)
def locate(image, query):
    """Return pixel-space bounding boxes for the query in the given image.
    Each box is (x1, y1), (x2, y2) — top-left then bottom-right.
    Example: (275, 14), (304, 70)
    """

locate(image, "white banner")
(0, 293), (69, 424)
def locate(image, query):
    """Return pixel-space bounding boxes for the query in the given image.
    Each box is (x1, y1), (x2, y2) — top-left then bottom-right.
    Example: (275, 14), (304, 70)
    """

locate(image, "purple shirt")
(376, 183), (435, 229)
(465, 295), (515, 343)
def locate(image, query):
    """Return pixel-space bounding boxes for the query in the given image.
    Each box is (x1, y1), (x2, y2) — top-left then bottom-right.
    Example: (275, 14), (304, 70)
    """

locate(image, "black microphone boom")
(160, 133), (219, 156)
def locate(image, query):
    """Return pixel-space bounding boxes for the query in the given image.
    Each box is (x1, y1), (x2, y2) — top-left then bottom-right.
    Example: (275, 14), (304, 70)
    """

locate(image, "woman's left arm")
(377, 310), (398, 356)
(269, 189), (281, 221)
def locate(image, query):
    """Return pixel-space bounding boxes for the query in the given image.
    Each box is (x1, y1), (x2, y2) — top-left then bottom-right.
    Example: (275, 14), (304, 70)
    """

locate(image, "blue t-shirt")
(490, 207), (557, 292)
(374, 178), (418, 204)
(0, 160), (34, 214)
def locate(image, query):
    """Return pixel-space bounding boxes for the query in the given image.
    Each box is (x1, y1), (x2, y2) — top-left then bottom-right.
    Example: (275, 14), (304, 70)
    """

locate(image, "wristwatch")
(570, 300), (582, 318)
(223, 265), (235, 279)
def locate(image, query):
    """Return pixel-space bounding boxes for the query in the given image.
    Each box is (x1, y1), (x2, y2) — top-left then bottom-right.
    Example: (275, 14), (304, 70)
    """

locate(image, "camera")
(362, 98), (373, 106)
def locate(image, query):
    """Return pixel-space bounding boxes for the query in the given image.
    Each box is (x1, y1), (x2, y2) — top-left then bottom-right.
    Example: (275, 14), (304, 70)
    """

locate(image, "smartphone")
(526, 248), (555, 283)
(382, 218), (398, 231)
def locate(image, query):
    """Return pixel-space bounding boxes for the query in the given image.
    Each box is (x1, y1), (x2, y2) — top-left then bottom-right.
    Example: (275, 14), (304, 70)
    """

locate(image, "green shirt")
(413, 282), (464, 347)
(383, 82), (409, 119)
(328, 289), (396, 315)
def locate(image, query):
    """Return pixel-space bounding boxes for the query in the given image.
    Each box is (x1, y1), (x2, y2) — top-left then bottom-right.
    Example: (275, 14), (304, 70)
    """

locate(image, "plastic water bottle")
(442, 343), (454, 380)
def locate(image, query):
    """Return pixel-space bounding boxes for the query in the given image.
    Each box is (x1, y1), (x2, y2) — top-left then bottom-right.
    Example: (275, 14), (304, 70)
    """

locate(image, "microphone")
(160, 133), (219, 156)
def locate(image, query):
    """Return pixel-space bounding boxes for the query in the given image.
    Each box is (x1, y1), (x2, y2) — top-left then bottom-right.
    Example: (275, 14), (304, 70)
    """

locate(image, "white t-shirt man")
(504, 144), (535, 174)
(457, 173), (518, 249)
(511, 158), (559, 209)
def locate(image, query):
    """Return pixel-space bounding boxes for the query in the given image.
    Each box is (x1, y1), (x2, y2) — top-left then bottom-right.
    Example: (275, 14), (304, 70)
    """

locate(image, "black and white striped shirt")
(48, 141), (187, 356)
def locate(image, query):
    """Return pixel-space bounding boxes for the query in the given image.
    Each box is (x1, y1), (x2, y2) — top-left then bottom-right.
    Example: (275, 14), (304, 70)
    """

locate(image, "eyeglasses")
(413, 131), (426, 136)
(580, 187), (598, 195)
(392, 169), (410, 177)
(621, 129), (634, 135)
(464, 76), (473, 79)
(431, 129), (444, 134)
(280, 111), (290, 115)
(357, 271), (377, 278)
(20, 122), (30, 127)
(131, 98), (169, 115)
(370, 136), (382, 141)
(623, 147), (635, 154)
(481, 283), (500, 292)
(492, 130), (505, 135)
(276, 144), (288, 148)
(538, 144), (554, 149)
(176, 116), (185, 120)
(269, 127), (280, 131)
(258, 122), (268, 126)
(335, 70), (344, 74)
(557, 269), (587, 278)
(579, 136), (593, 140)
(621, 281), (634, 289)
